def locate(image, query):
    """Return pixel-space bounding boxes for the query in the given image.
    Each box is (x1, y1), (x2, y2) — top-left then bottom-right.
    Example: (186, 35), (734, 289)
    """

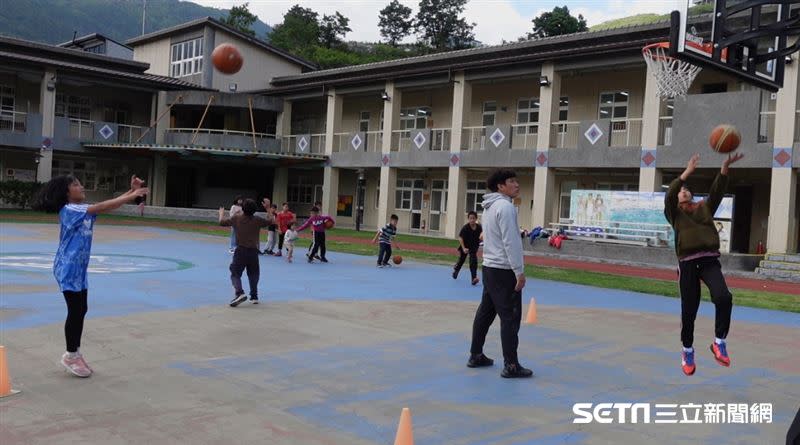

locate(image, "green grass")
(590, 4), (715, 32)
(2, 209), (798, 313)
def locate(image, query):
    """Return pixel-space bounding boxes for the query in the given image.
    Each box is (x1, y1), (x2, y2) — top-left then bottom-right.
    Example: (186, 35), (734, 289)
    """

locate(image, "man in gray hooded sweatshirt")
(467, 169), (532, 378)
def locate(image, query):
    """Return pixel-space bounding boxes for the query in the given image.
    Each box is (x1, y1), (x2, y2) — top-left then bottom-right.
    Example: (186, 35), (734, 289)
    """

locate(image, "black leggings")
(309, 231), (327, 259)
(63, 290), (88, 353)
(678, 256), (733, 348)
(454, 247), (479, 279)
(278, 232), (286, 251)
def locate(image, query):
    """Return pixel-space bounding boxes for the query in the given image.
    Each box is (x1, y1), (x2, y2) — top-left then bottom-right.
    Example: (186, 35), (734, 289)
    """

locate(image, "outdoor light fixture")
(228, 83), (237, 92)
(786, 55), (793, 65)
(381, 91), (390, 101)
(46, 74), (56, 91)
(539, 76), (550, 87)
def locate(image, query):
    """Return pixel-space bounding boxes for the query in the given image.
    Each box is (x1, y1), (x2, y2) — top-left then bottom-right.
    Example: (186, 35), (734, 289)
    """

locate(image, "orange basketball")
(392, 255), (402, 265)
(324, 219), (335, 229)
(709, 124), (741, 154)
(211, 43), (243, 75)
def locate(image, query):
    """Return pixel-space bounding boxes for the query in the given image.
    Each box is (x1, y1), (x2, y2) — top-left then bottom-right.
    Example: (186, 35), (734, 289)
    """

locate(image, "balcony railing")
(334, 131), (384, 152)
(550, 121), (580, 148)
(69, 118), (94, 140)
(609, 118), (643, 147)
(168, 127), (276, 139)
(430, 128), (450, 151)
(510, 124), (538, 149)
(117, 124), (149, 144)
(0, 111), (27, 132)
(658, 116), (673, 146)
(758, 111), (775, 143)
(461, 126), (487, 150)
(281, 134), (325, 154)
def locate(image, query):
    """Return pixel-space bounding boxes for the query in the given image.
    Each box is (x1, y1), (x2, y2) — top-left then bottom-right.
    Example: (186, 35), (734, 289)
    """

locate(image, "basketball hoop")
(642, 42), (702, 99)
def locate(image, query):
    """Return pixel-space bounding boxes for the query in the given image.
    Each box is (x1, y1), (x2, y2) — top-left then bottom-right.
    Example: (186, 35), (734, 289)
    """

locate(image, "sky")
(190, 0), (686, 45)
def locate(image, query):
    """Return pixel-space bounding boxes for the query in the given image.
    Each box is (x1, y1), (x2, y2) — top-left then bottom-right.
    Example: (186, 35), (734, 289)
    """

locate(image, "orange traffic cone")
(0, 345), (20, 398)
(393, 407), (414, 445)
(525, 297), (537, 324)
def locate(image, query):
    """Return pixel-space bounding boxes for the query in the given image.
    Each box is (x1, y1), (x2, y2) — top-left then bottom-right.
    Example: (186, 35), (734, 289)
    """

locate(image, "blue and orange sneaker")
(710, 342), (731, 367)
(681, 350), (696, 376)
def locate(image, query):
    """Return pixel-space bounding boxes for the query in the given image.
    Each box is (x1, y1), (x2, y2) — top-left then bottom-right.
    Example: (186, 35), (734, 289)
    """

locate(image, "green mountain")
(0, 0), (272, 45)
(590, 4), (715, 31)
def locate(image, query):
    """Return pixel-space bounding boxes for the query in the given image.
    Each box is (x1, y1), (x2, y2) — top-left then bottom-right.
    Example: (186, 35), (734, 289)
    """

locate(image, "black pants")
(454, 247), (479, 279)
(63, 290), (88, 353)
(378, 242), (392, 265)
(470, 267), (522, 365)
(678, 256), (732, 348)
(309, 231), (327, 259)
(230, 246), (260, 298)
(278, 232), (286, 251)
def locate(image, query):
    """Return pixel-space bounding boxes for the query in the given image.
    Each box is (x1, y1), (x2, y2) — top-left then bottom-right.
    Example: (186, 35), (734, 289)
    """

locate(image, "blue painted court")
(1, 222), (798, 445)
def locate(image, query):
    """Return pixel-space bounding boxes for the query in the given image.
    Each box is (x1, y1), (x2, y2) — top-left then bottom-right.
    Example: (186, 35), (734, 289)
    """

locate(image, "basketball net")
(642, 43), (702, 99)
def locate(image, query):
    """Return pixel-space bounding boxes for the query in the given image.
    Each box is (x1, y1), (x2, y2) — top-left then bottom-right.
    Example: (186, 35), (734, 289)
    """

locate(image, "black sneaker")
(382, 262), (391, 268)
(452, 269), (458, 279)
(377, 263), (384, 268)
(501, 363), (533, 378)
(250, 296), (259, 304)
(319, 257), (328, 263)
(307, 255), (314, 263)
(467, 353), (494, 368)
(229, 294), (248, 307)
(315, 255), (321, 260)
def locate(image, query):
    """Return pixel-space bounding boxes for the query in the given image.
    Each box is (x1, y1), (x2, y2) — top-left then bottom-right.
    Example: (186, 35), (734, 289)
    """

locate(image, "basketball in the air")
(709, 124), (741, 154)
(324, 219), (334, 229)
(211, 43), (243, 75)
(392, 255), (402, 265)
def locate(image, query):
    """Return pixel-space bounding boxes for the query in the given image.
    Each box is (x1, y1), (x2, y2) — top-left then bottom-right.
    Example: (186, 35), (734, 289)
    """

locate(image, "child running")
(262, 204), (278, 255)
(373, 214), (399, 268)
(453, 211), (482, 285)
(275, 202), (296, 257)
(296, 206), (334, 263)
(33, 174), (148, 377)
(284, 222), (299, 263)
(664, 152), (743, 376)
(219, 198), (273, 307)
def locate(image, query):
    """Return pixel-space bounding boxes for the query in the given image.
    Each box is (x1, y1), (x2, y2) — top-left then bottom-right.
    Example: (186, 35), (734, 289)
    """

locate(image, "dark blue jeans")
(378, 242), (392, 265)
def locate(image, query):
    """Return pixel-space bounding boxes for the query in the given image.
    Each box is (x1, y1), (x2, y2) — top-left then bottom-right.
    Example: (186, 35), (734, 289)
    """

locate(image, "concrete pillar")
(322, 167), (339, 217)
(151, 154), (167, 206)
(639, 64), (664, 192)
(377, 81), (402, 224)
(36, 69), (57, 182)
(155, 91), (170, 145)
(532, 63), (561, 228)
(450, 71), (471, 152)
(276, 100), (292, 137)
(767, 56), (799, 253)
(272, 166), (289, 205)
(324, 90), (342, 155)
(444, 167), (468, 238)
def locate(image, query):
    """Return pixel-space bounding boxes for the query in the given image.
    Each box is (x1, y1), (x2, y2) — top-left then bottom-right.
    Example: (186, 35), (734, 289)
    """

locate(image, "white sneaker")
(61, 352), (92, 378)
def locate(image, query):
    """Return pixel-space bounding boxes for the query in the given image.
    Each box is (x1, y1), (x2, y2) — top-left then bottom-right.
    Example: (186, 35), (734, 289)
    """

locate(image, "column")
(36, 69), (57, 182)
(151, 154), (167, 206)
(322, 167), (340, 217)
(276, 100), (292, 137)
(767, 57), (799, 253)
(272, 166), (289, 205)
(532, 62), (560, 228)
(445, 71), (471, 238)
(155, 91), (170, 145)
(377, 81), (402, 224)
(324, 90), (343, 155)
(639, 64), (664, 192)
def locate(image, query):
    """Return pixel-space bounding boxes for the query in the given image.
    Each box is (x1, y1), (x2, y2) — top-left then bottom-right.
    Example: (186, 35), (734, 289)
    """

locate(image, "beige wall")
(470, 79), (541, 127)
(560, 68), (646, 121)
(341, 96), (384, 133)
(133, 38), (171, 77)
(212, 30), (303, 92)
(400, 87), (454, 129)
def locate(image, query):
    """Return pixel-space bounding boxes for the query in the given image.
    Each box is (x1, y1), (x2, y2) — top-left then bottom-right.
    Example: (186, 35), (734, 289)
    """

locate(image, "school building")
(1, 17), (798, 254)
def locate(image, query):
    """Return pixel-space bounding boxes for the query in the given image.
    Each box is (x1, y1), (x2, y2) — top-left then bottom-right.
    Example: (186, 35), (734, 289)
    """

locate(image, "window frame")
(465, 180), (486, 213)
(170, 37), (204, 78)
(516, 97), (539, 135)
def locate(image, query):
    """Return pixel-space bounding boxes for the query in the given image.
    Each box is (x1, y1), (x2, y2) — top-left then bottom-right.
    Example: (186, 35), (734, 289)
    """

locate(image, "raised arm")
(87, 187), (148, 215)
(706, 153), (742, 214)
(665, 154), (698, 224)
(219, 207), (232, 227)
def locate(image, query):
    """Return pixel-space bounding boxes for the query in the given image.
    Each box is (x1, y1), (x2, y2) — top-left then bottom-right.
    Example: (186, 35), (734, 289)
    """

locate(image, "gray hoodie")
(480, 192), (524, 276)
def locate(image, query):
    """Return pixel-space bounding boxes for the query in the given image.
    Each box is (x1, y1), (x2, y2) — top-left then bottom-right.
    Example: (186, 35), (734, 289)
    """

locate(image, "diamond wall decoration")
(413, 132), (427, 150)
(535, 151), (548, 167)
(298, 136), (309, 152)
(450, 153), (460, 166)
(641, 149), (656, 168)
(584, 123), (603, 145)
(489, 128), (506, 147)
(99, 124), (114, 140)
(351, 134), (363, 151)
(773, 147), (792, 168)
(381, 154), (390, 166)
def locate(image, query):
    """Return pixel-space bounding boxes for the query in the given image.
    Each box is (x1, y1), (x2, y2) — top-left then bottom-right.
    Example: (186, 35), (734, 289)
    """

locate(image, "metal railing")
(117, 124), (148, 143)
(461, 126), (487, 150)
(332, 132), (349, 152)
(609, 118), (643, 147)
(658, 116), (673, 146)
(391, 130), (412, 151)
(281, 134), (325, 154)
(430, 128), (450, 151)
(510, 124), (538, 149)
(758, 111), (775, 143)
(364, 130), (383, 152)
(550, 121), (580, 148)
(0, 111), (27, 132)
(334, 131), (384, 152)
(69, 118), (94, 140)
(168, 127), (276, 139)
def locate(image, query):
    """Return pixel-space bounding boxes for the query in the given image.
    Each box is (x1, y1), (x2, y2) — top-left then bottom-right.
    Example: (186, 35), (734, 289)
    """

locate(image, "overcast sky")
(190, 0), (685, 45)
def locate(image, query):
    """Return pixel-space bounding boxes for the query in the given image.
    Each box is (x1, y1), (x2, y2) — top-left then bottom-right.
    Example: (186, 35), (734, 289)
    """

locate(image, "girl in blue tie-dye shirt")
(34, 174), (148, 378)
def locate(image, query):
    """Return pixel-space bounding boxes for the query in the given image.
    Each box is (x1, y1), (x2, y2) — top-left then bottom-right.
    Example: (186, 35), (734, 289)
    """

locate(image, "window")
(516, 98), (539, 135)
(0, 85), (14, 115)
(287, 176), (314, 204)
(359, 111), (370, 132)
(52, 160), (97, 191)
(399, 107), (430, 130)
(466, 180), (486, 213)
(55, 94), (91, 120)
(482, 101), (496, 127)
(170, 38), (203, 78)
(431, 179), (448, 212)
(84, 43), (105, 54)
(559, 181), (577, 220)
(395, 178), (422, 210)
(558, 96), (569, 121)
(599, 91), (629, 119)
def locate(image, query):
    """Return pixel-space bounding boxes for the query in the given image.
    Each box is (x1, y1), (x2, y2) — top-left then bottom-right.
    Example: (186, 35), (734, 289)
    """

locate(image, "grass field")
(2, 209), (798, 313)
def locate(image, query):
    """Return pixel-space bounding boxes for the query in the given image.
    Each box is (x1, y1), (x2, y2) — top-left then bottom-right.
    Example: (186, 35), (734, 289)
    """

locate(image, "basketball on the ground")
(709, 124), (741, 154)
(324, 219), (334, 229)
(393, 255), (402, 265)
(211, 43), (243, 75)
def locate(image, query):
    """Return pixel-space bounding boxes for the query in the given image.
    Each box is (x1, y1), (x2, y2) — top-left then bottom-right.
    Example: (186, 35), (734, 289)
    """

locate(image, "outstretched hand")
(681, 154), (700, 181)
(130, 175), (145, 190)
(723, 152), (744, 167)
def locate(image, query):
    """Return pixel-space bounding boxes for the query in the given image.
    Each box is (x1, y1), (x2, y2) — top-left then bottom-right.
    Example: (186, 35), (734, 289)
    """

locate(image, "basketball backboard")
(671, 0), (799, 91)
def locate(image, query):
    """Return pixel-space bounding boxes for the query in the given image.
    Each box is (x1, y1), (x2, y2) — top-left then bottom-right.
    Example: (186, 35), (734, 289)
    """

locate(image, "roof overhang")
(83, 142), (328, 165)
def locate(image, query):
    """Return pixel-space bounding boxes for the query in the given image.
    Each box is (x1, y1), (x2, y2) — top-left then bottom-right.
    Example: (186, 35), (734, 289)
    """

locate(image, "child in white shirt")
(284, 223), (299, 263)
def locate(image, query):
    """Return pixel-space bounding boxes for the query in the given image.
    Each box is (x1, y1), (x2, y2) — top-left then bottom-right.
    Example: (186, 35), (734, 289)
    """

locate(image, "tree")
(319, 12), (351, 48)
(378, 0), (414, 46)
(220, 3), (257, 36)
(269, 5), (321, 53)
(528, 6), (587, 39)
(415, 0), (475, 51)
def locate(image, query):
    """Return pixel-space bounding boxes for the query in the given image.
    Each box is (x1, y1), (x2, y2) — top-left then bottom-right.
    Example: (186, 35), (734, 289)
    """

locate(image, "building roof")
(126, 17), (317, 71)
(0, 36), (208, 91)
(264, 20), (676, 93)
(58, 33), (133, 50)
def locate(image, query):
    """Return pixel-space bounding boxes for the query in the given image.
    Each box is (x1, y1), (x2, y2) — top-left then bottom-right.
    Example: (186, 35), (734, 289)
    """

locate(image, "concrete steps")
(755, 253), (800, 282)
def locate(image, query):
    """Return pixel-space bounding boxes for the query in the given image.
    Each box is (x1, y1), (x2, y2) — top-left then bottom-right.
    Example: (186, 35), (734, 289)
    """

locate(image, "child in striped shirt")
(373, 214), (399, 268)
